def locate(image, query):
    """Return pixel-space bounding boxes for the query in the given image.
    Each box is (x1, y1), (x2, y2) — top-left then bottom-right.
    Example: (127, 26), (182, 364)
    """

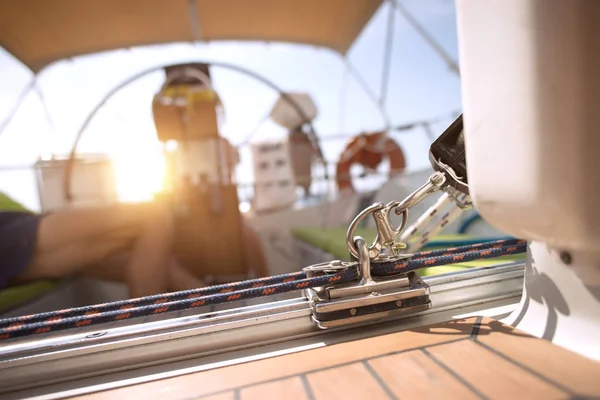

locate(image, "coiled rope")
(0, 238), (526, 340)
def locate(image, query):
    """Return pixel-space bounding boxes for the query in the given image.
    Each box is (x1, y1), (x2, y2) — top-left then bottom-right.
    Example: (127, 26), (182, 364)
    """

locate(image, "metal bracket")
(346, 171), (447, 260)
(305, 271), (431, 329)
(304, 238), (431, 329)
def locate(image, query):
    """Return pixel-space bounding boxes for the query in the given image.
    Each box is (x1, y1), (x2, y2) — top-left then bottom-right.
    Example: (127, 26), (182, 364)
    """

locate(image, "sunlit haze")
(0, 0), (461, 210)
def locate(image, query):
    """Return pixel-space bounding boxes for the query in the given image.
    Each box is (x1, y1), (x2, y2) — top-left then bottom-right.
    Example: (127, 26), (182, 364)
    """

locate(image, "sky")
(0, 0), (462, 211)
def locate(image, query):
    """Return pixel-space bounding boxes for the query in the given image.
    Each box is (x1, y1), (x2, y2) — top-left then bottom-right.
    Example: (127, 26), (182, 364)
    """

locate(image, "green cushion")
(0, 192), (57, 312)
(0, 192), (33, 213)
(0, 281), (57, 312)
(291, 227), (525, 276)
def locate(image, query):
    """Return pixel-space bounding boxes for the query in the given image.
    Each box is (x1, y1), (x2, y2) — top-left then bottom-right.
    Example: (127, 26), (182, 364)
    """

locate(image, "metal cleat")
(303, 237), (431, 329)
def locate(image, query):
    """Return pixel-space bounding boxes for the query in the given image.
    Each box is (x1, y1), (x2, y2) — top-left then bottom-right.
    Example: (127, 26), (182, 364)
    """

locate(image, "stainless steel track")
(0, 262), (524, 396)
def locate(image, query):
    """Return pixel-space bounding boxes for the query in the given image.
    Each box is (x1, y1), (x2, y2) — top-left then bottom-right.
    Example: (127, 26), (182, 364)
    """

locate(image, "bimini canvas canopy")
(0, 0), (382, 73)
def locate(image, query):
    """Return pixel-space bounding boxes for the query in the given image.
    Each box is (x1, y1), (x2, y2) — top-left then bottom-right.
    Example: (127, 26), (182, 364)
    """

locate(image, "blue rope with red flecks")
(0, 238), (526, 340)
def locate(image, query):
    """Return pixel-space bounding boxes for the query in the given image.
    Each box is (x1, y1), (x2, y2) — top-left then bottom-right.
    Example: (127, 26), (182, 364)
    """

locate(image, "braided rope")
(399, 192), (467, 252)
(0, 239), (526, 340)
(408, 204), (464, 251)
(400, 193), (453, 241)
(0, 272), (307, 328)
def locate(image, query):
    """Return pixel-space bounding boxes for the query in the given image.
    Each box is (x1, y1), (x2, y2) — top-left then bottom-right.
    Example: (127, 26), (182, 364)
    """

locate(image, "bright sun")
(112, 148), (166, 203)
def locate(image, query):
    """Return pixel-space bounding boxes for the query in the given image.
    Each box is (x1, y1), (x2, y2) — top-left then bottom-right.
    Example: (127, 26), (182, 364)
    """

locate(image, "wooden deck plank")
(306, 363), (391, 400)
(76, 316), (600, 400)
(240, 377), (308, 400)
(426, 340), (567, 400)
(80, 319), (474, 400)
(368, 350), (479, 400)
(199, 393), (236, 400)
(477, 318), (600, 397)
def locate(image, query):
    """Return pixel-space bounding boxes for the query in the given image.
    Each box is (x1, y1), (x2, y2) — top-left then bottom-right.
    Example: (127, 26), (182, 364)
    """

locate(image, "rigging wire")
(393, 0), (461, 76)
(380, 0), (397, 108)
(33, 84), (57, 137)
(234, 110), (272, 147)
(0, 111), (457, 174)
(337, 60), (350, 136)
(343, 59), (392, 130)
(317, 110), (458, 143)
(0, 79), (36, 140)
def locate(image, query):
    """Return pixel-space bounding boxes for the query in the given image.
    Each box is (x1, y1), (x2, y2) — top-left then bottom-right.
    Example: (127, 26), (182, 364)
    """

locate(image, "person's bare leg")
(166, 258), (206, 291)
(83, 254), (206, 294)
(15, 202), (177, 297)
(16, 231), (136, 281)
(124, 202), (174, 297)
(14, 201), (208, 297)
(35, 204), (156, 252)
(82, 201), (205, 296)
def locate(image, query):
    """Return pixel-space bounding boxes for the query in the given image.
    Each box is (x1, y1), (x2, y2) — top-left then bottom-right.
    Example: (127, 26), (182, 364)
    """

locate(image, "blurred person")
(0, 200), (206, 298)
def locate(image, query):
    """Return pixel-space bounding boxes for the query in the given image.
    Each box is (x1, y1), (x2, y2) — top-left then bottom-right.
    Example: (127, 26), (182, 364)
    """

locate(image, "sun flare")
(112, 149), (166, 203)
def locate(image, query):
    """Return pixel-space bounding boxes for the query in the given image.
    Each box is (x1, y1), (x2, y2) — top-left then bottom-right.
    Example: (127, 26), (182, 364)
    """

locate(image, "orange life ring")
(335, 131), (406, 192)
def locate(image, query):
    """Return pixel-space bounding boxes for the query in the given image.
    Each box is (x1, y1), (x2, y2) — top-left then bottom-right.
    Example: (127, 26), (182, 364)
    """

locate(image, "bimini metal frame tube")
(0, 261), (524, 398)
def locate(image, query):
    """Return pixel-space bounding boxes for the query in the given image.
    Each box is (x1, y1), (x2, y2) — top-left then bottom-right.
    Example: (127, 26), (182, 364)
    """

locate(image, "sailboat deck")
(78, 317), (600, 400)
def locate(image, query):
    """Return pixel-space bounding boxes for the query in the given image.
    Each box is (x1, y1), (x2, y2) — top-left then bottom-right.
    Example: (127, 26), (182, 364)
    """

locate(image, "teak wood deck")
(77, 317), (600, 400)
